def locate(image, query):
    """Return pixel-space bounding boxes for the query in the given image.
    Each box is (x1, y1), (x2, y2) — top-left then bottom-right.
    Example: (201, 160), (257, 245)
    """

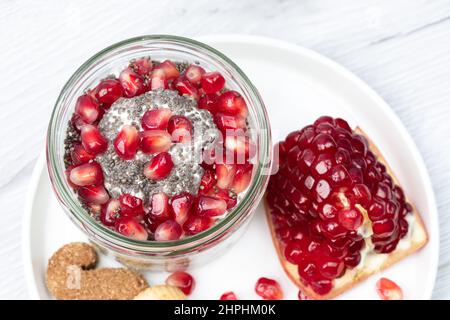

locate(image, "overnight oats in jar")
(47, 35), (271, 269)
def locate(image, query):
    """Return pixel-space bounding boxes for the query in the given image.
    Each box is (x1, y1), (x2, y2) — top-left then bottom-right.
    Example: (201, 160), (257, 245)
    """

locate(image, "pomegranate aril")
(195, 196), (227, 217)
(155, 60), (180, 80)
(224, 134), (254, 160)
(167, 115), (193, 143)
(310, 279), (332, 295)
(95, 79), (123, 107)
(215, 113), (246, 133)
(141, 108), (172, 130)
(119, 67), (147, 98)
(119, 193), (144, 217)
(183, 215), (213, 235)
(220, 292), (238, 300)
(70, 143), (95, 165)
(174, 77), (199, 100)
(80, 124), (108, 155)
(198, 93), (219, 114)
(185, 64), (205, 86)
(75, 94), (100, 124)
(284, 241), (304, 264)
(115, 217), (148, 241)
(298, 290), (310, 300)
(166, 271), (195, 295)
(255, 277), (283, 300)
(100, 199), (121, 226)
(130, 57), (153, 76)
(338, 208), (363, 231)
(216, 164), (236, 189)
(140, 130), (172, 154)
(208, 188), (237, 209)
(71, 113), (88, 131)
(69, 162), (104, 187)
(231, 164), (253, 193)
(143, 152), (174, 181)
(114, 125), (139, 160)
(201, 71), (225, 94)
(149, 192), (172, 221)
(171, 192), (194, 225)
(217, 90), (248, 117)
(376, 277), (403, 300)
(154, 220), (182, 241)
(149, 68), (168, 90)
(78, 185), (109, 205)
(319, 258), (345, 279)
(199, 168), (216, 194)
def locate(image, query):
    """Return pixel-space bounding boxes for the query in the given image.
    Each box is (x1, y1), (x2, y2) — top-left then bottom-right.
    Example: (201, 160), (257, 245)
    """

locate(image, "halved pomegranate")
(140, 130), (172, 154)
(80, 124), (108, 155)
(114, 125), (139, 160)
(143, 152), (174, 180)
(141, 108), (172, 130)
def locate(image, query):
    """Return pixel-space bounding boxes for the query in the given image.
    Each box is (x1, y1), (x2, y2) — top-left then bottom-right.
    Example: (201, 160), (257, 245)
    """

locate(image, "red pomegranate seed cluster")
(65, 57), (255, 241)
(267, 116), (412, 295)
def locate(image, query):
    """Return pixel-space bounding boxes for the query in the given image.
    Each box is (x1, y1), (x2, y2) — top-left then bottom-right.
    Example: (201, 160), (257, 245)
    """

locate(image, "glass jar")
(46, 35), (271, 271)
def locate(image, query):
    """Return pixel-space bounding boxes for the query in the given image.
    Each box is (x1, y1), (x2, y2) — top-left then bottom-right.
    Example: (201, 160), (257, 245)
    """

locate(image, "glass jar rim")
(47, 34), (272, 254)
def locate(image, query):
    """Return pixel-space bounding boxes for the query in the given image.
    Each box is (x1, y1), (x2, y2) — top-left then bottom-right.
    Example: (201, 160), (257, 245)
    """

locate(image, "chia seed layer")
(96, 89), (219, 203)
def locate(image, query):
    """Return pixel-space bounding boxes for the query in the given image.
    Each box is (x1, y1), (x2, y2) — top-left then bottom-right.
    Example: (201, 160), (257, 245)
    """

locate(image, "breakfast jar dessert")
(47, 36), (271, 269)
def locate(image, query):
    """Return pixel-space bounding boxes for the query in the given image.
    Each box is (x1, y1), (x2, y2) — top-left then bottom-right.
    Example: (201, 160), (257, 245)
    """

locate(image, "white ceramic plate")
(23, 35), (439, 300)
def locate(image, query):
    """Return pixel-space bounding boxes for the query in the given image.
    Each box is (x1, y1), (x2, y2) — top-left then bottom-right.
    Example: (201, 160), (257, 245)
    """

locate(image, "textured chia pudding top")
(96, 89), (219, 203)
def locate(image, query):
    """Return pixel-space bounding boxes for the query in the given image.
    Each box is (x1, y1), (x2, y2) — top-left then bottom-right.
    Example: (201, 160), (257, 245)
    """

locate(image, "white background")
(0, 0), (449, 299)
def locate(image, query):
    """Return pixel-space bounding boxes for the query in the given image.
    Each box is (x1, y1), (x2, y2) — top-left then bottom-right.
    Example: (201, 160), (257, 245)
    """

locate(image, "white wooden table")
(0, 0), (449, 299)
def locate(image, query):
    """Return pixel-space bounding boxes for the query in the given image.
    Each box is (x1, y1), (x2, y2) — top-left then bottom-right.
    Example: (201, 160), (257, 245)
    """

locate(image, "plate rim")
(23, 34), (439, 299)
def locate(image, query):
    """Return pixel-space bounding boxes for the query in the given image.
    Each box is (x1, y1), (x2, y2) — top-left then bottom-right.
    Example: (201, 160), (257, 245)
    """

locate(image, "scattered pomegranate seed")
(155, 60), (180, 80)
(201, 72), (225, 94)
(195, 196), (227, 217)
(80, 124), (108, 155)
(100, 199), (121, 227)
(167, 115), (193, 143)
(216, 164), (236, 189)
(166, 271), (195, 295)
(175, 77), (199, 100)
(119, 193), (144, 218)
(95, 79), (123, 108)
(130, 57), (153, 76)
(119, 67), (147, 98)
(69, 162), (104, 187)
(199, 168), (217, 194)
(114, 125), (139, 160)
(70, 143), (95, 165)
(141, 108), (172, 130)
(171, 192), (194, 225)
(143, 152), (174, 181)
(149, 192), (172, 221)
(255, 277), (283, 300)
(185, 65), (205, 86)
(77, 185), (109, 205)
(183, 215), (213, 235)
(198, 94), (219, 114)
(149, 68), (168, 90)
(115, 217), (148, 241)
(155, 220), (183, 241)
(231, 164), (253, 193)
(217, 91), (248, 118)
(376, 278), (403, 300)
(75, 94), (100, 124)
(140, 130), (172, 154)
(215, 113), (246, 134)
(220, 292), (238, 300)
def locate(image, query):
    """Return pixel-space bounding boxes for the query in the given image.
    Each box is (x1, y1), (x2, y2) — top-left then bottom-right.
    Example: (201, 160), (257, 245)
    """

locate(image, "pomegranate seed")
(155, 220), (183, 241)
(78, 185), (109, 205)
(198, 94), (219, 114)
(201, 72), (225, 94)
(199, 168), (217, 194)
(119, 67), (147, 98)
(195, 196), (227, 217)
(155, 60), (180, 79)
(141, 108), (172, 130)
(75, 94), (100, 124)
(69, 162), (104, 187)
(215, 113), (246, 133)
(119, 193), (144, 218)
(80, 124), (108, 155)
(143, 152), (174, 181)
(114, 125), (139, 160)
(183, 215), (213, 235)
(100, 199), (121, 226)
(167, 116), (193, 143)
(217, 91), (248, 117)
(130, 57), (153, 76)
(216, 164), (236, 189)
(140, 130), (172, 154)
(376, 278), (403, 300)
(171, 192), (194, 225)
(174, 77), (199, 100)
(115, 217), (148, 241)
(185, 65), (205, 86)
(166, 271), (195, 295)
(149, 192), (172, 221)
(298, 290), (310, 300)
(220, 292), (238, 300)
(70, 143), (95, 165)
(284, 241), (304, 264)
(338, 208), (363, 230)
(208, 188), (237, 209)
(150, 68), (168, 90)
(231, 164), (253, 193)
(65, 165), (78, 189)
(255, 277), (283, 300)
(71, 113), (88, 131)
(95, 79), (123, 107)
